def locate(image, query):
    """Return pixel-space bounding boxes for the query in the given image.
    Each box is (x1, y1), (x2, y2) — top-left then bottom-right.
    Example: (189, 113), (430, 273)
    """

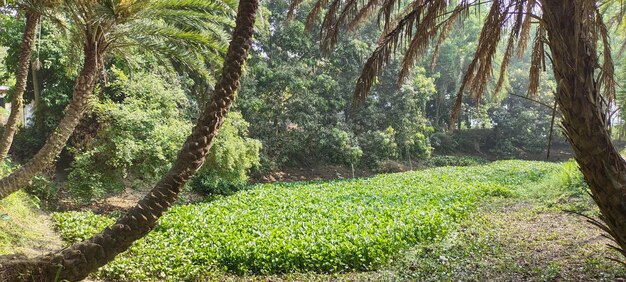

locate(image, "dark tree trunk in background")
(546, 99), (557, 160)
(0, 0), (258, 280)
(0, 12), (40, 161)
(542, 0), (626, 258)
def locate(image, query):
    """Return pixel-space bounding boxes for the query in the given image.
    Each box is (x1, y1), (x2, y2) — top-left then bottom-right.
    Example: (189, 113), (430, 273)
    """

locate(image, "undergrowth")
(0, 160), (48, 255)
(0, 191), (45, 255)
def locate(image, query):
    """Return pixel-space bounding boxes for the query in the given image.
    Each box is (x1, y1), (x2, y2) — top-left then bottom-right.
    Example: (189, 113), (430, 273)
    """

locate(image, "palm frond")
(448, 0), (507, 129)
(319, 0), (342, 53)
(494, 0), (525, 96)
(347, 0), (380, 32)
(527, 25), (545, 97)
(304, 0), (328, 31)
(352, 0), (449, 106)
(430, 1), (471, 69)
(516, 0), (535, 57)
(397, 0), (447, 85)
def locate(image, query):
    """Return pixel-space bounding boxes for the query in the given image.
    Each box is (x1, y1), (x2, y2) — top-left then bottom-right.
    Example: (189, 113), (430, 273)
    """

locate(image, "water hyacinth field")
(52, 161), (561, 281)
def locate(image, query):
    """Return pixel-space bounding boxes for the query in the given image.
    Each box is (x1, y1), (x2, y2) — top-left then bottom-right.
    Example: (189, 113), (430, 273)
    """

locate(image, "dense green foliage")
(66, 69), (191, 199)
(52, 160), (565, 281)
(191, 111), (261, 195)
(64, 69), (261, 200)
(236, 1), (438, 171)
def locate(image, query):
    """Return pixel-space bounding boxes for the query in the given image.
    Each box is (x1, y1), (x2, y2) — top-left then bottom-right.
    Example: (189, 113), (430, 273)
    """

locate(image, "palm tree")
(0, 3), (42, 162)
(0, 0), (258, 280)
(289, 0), (626, 261)
(0, 0), (236, 199)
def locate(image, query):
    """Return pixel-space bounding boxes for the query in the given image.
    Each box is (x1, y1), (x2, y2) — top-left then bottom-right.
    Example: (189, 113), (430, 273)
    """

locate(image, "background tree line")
(0, 0), (578, 202)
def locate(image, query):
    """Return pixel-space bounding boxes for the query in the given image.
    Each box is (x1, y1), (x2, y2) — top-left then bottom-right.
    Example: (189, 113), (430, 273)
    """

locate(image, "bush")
(25, 175), (58, 210)
(316, 127), (362, 166)
(358, 127), (398, 169)
(190, 112), (261, 196)
(52, 161), (557, 281)
(10, 126), (47, 162)
(490, 105), (551, 156)
(66, 69), (191, 200)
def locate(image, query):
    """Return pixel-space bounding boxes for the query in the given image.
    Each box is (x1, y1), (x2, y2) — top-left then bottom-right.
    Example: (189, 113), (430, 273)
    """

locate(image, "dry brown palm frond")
(430, 1), (472, 69)
(448, 0), (508, 130)
(527, 25), (545, 97)
(352, 0), (441, 105)
(353, 44), (391, 106)
(494, 0), (525, 96)
(319, 0), (342, 52)
(493, 35), (516, 96)
(347, 0), (380, 32)
(469, 1), (508, 101)
(397, 0), (447, 84)
(304, 0), (329, 31)
(379, 0), (413, 31)
(517, 0), (536, 57)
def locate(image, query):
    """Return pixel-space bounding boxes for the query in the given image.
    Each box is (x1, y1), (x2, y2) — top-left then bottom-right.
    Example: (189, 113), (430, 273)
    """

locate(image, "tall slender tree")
(291, 0), (626, 261)
(0, 0), (257, 279)
(0, 6), (41, 161)
(0, 0), (236, 200)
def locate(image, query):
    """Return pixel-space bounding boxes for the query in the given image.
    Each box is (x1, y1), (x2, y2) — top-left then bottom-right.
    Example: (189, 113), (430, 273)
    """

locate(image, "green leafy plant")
(191, 112), (261, 195)
(66, 69), (191, 200)
(427, 155), (488, 167)
(52, 160), (558, 281)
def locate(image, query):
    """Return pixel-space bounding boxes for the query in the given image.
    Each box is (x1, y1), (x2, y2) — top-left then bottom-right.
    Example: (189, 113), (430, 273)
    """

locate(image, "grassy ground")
(0, 191), (61, 257)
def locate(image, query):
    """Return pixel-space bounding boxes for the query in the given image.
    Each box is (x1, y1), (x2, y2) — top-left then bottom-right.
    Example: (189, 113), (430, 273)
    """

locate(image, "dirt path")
(389, 200), (626, 281)
(19, 211), (62, 258)
(477, 201), (624, 281)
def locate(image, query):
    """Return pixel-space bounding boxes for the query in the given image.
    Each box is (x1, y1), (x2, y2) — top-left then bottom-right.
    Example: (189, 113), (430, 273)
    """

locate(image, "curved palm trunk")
(541, 0), (626, 257)
(0, 0), (258, 280)
(0, 12), (40, 161)
(0, 39), (99, 199)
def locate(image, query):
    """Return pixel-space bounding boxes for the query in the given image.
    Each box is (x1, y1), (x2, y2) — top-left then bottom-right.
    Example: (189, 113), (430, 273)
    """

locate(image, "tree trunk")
(541, 0), (626, 258)
(0, 39), (99, 199)
(0, 0), (258, 280)
(32, 58), (41, 111)
(546, 98), (557, 161)
(0, 12), (40, 161)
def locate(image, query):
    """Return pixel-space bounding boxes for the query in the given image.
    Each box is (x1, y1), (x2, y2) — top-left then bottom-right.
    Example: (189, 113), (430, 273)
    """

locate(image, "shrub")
(66, 69), (190, 200)
(358, 127), (398, 169)
(430, 132), (457, 153)
(190, 112), (261, 196)
(51, 211), (115, 244)
(316, 127), (362, 166)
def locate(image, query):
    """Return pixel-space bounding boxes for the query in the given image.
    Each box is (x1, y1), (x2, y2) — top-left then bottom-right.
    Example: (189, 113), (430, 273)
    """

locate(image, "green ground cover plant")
(52, 160), (560, 281)
(426, 155), (489, 167)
